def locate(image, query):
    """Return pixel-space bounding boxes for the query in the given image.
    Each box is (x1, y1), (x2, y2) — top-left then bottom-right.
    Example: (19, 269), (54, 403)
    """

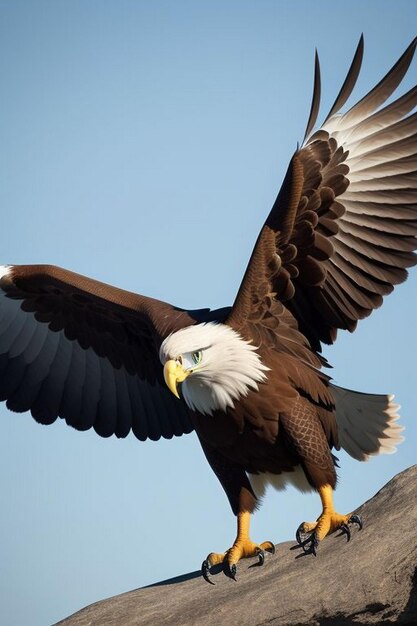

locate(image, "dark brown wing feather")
(322, 35), (364, 125)
(302, 50), (321, 143)
(228, 37), (417, 353)
(0, 264), (228, 440)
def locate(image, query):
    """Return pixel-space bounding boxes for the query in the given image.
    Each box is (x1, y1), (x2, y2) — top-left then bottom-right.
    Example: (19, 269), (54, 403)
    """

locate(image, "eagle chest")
(191, 393), (300, 472)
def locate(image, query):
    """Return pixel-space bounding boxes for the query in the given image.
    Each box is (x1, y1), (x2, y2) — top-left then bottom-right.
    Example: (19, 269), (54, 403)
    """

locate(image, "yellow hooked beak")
(163, 359), (190, 399)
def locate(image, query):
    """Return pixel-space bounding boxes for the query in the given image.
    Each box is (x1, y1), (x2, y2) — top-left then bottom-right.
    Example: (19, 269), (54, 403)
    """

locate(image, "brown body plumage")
(0, 36), (415, 576)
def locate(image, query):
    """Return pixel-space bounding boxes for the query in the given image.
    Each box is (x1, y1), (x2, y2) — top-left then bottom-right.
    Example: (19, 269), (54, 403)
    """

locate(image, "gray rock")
(56, 465), (417, 626)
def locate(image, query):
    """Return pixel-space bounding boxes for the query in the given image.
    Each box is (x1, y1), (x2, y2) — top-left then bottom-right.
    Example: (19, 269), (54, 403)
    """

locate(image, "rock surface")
(56, 465), (417, 626)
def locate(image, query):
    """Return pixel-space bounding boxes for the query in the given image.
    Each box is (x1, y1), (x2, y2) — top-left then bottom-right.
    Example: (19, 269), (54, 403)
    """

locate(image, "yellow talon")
(298, 511), (351, 541)
(296, 484), (363, 554)
(201, 511), (275, 582)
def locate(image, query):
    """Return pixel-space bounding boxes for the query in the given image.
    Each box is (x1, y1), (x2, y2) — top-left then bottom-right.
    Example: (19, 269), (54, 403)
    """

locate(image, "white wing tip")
(0, 265), (12, 279)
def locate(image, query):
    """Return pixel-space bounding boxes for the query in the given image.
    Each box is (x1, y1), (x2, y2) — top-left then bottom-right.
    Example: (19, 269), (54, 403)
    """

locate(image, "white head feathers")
(159, 322), (269, 415)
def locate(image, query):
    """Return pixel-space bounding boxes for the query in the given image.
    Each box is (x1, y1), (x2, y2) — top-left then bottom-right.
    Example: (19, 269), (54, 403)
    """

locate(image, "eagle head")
(159, 322), (268, 415)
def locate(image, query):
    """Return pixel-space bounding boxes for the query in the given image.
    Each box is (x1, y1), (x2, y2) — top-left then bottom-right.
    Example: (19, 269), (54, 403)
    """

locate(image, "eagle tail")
(330, 384), (404, 461)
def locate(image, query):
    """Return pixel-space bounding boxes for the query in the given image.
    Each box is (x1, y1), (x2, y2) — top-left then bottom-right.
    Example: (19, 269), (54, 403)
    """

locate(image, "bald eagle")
(1, 36), (415, 582)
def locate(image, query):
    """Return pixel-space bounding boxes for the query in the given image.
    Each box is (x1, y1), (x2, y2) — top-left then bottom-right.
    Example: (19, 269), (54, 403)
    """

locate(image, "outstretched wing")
(228, 37), (417, 353)
(0, 264), (228, 439)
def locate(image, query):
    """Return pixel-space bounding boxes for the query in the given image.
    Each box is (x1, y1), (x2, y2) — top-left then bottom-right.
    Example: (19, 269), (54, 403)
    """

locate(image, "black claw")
(296, 524), (305, 545)
(349, 514), (363, 530)
(229, 563), (237, 581)
(305, 540), (317, 557)
(257, 549), (265, 566)
(201, 559), (215, 585)
(297, 533), (318, 556)
(269, 544), (276, 555)
(295, 523), (319, 556)
(340, 523), (351, 542)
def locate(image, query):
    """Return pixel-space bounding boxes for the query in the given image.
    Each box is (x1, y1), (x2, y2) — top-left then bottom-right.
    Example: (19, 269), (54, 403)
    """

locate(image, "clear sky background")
(0, 2), (416, 625)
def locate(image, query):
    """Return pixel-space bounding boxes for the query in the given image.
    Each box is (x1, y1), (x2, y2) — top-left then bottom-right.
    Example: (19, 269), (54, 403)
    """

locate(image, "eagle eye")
(191, 350), (202, 365)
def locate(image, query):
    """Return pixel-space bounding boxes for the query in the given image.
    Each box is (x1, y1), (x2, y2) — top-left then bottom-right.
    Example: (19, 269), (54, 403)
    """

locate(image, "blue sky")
(1, 2), (416, 624)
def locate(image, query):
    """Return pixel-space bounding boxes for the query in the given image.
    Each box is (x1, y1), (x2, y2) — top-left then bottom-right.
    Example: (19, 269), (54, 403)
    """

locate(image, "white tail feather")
(331, 383), (404, 461)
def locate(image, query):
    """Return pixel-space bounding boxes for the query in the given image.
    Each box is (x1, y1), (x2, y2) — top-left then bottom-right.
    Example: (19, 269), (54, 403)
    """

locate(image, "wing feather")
(128, 376), (148, 441)
(326, 263), (382, 310)
(338, 219), (417, 252)
(0, 304), (27, 352)
(330, 253), (393, 296)
(348, 172), (417, 191)
(342, 210), (417, 235)
(60, 338), (86, 428)
(140, 381), (164, 442)
(94, 356), (118, 437)
(347, 133), (417, 170)
(8, 313), (37, 358)
(0, 265), (222, 440)
(31, 333), (73, 424)
(322, 35), (364, 124)
(324, 37), (417, 133)
(229, 38), (417, 351)
(342, 199), (417, 219)
(345, 85), (417, 143)
(8, 330), (61, 413)
(113, 365), (133, 439)
(346, 112), (417, 158)
(0, 355), (27, 403)
(302, 51), (321, 143)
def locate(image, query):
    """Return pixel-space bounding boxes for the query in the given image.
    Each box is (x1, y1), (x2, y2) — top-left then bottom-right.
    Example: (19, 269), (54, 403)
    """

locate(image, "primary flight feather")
(1, 36), (415, 580)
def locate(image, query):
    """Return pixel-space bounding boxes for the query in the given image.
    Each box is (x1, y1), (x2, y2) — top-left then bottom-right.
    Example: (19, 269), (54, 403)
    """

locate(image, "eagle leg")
(198, 438), (275, 582)
(201, 511), (275, 583)
(296, 484), (363, 554)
